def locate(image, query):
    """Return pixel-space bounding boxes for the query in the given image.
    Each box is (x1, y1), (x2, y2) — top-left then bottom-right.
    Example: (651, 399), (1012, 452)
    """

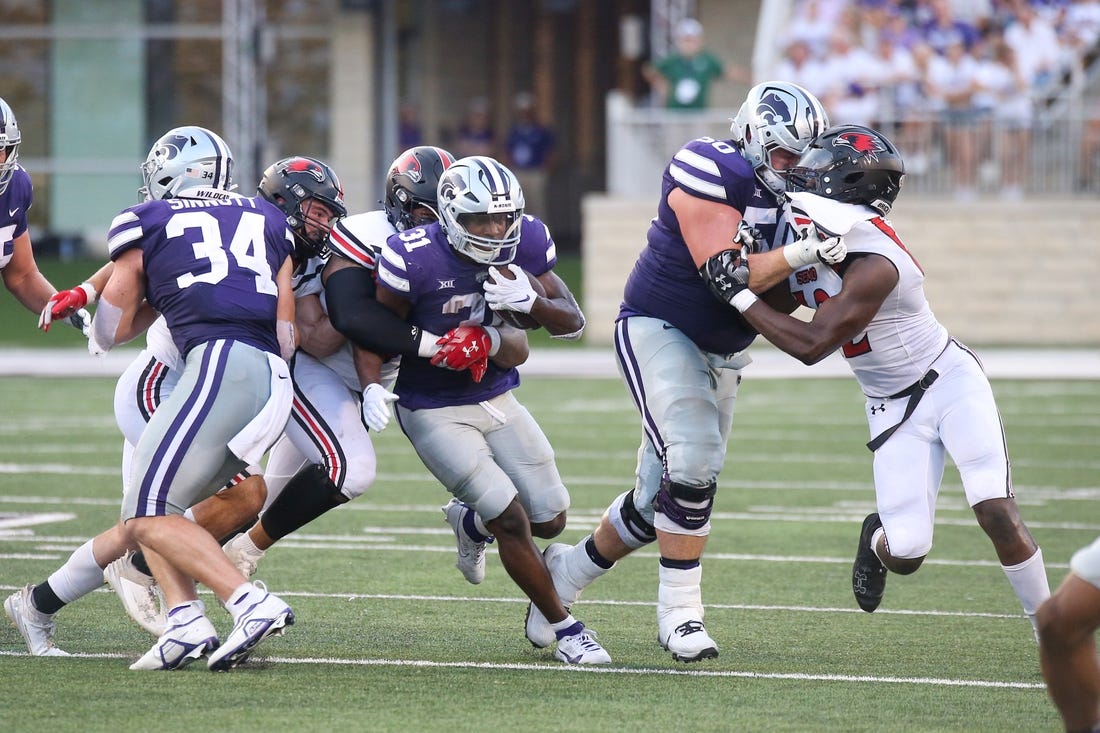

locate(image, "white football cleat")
(554, 626), (611, 665)
(223, 532), (266, 578)
(442, 498), (492, 584)
(104, 551), (167, 637)
(208, 582), (293, 672)
(130, 601), (219, 671)
(4, 585), (70, 656)
(525, 543), (582, 649)
(657, 565), (718, 663)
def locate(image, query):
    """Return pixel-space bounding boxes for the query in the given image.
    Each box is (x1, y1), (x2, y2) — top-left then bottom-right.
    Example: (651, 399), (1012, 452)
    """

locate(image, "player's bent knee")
(607, 489), (656, 549)
(654, 477), (715, 535)
(531, 513), (566, 539)
(881, 527), (931, 567)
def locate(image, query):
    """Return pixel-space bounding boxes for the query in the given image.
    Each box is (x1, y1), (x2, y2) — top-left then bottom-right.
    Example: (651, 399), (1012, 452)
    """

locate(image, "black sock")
(659, 556), (700, 571)
(130, 551), (152, 576)
(31, 582), (66, 615)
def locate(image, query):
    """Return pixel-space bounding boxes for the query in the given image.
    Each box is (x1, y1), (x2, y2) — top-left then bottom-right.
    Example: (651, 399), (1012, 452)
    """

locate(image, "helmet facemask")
(437, 156), (525, 266)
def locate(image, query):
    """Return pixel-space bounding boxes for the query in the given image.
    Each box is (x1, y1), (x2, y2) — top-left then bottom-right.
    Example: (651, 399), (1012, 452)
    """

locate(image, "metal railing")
(606, 91), (1100, 199)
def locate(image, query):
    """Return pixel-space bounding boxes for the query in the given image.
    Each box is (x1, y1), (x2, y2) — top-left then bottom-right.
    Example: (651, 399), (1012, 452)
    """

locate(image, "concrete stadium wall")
(581, 196), (1100, 347)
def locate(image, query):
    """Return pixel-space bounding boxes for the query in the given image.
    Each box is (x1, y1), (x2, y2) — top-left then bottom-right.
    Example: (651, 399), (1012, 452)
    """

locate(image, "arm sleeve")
(324, 266), (425, 357)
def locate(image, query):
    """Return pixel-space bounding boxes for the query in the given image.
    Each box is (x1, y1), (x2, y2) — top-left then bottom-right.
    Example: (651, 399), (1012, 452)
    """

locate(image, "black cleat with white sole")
(852, 513), (887, 612)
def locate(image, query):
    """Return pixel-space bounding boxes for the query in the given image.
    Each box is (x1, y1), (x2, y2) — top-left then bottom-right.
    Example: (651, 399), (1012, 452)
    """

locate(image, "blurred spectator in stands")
(772, 39), (833, 101)
(452, 97), (497, 159)
(893, 41), (938, 175)
(1003, 1), (1065, 94)
(867, 26), (920, 128)
(927, 37), (982, 198)
(976, 38), (1033, 200)
(504, 91), (556, 218)
(920, 0), (982, 52)
(1063, 0), (1100, 57)
(788, 0), (849, 56)
(1079, 99), (1100, 191)
(642, 18), (748, 111)
(819, 31), (879, 126)
(398, 101), (423, 153)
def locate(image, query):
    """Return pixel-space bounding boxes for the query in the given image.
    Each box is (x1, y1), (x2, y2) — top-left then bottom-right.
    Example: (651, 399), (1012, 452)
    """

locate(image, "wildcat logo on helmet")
(833, 131), (887, 162)
(755, 91), (793, 127)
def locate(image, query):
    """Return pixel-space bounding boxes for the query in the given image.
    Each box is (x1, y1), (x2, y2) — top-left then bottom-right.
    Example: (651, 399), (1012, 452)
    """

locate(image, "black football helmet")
(785, 124), (905, 216)
(258, 156), (347, 259)
(384, 145), (455, 231)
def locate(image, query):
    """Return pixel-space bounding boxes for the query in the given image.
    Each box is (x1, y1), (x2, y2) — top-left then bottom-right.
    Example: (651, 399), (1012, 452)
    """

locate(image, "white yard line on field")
(0, 648), (1045, 689)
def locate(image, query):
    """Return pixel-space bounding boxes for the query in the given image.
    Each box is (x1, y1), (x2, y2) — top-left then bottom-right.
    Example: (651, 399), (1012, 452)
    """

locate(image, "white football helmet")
(139, 125), (234, 201)
(730, 81), (829, 195)
(0, 96), (21, 196)
(437, 155), (525, 266)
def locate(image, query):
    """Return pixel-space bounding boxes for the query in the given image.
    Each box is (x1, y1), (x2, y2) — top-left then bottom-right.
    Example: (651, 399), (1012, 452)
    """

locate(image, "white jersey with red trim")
(785, 192), (948, 397)
(317, 209), (401, 392)
(327, 209), (391, 271)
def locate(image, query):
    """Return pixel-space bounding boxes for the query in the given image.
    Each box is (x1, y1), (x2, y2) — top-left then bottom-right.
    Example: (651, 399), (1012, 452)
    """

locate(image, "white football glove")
(783, 225), (847, 268)
(361, 383), (399, 432)
(483, 264), (538, 314)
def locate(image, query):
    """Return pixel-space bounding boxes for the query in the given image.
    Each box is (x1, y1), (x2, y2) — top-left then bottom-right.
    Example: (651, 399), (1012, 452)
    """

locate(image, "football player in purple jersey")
(523, 82), (845, 663)
(374, 155), (610, 664)
(0, 96), (90, 335)
(218, 146), (473, 577)
(91, 126), (298, 671)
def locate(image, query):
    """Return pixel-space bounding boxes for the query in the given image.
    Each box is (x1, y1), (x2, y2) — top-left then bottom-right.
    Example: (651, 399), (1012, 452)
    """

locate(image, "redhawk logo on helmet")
(833, 131), (887, 162)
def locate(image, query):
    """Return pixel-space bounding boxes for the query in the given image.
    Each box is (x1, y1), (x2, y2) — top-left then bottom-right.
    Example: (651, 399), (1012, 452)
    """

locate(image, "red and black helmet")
(785, 125), (905, 216)
(259, 156), (347, 258)
(384, 145), (455, 231)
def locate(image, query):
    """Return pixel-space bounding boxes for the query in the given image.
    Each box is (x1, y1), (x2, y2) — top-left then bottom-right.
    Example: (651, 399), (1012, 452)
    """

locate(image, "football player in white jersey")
(716, 124), (1050, 636)
(1037, 537), (1100, 732)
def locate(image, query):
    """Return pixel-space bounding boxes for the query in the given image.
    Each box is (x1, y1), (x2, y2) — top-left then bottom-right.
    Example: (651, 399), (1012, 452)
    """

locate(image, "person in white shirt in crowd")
(926, 37), (982, 199)
(975, 37), (1033, 200)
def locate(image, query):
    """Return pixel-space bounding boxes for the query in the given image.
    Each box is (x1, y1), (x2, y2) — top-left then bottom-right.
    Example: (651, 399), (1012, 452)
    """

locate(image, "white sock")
(46, 539), (106, 603)
(234, 532), (264, 556)
(225, 582), (262, 620)
(871, 527), (888, 564)
(561, 540), (611, 593)
(658, 564), (704, 617)
(1002, 547), (1050, 630)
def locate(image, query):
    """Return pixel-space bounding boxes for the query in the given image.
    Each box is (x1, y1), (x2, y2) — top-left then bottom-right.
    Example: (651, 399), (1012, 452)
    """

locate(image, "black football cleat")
(852, 513), (887, 612)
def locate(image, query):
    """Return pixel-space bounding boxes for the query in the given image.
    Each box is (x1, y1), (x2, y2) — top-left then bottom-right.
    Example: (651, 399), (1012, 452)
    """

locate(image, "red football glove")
(430, 326), (491, 383)
(38, 283), (95, 332)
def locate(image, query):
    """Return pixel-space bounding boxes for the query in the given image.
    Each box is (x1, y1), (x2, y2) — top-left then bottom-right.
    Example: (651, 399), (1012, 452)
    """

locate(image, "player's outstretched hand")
(360, 383), (399, 432)
(39, 283), (95, 333)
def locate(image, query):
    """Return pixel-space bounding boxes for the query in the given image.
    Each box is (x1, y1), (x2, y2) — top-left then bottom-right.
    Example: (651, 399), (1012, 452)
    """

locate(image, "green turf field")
(1, 372), (1094, 732)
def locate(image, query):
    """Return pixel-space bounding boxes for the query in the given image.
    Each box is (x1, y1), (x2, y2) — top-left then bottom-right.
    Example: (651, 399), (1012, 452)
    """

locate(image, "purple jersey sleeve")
(619, 136), (784, 354)
(107, 196), (294, 357)
(377, 221), (532, 410)
(0, 167), (33, 262)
